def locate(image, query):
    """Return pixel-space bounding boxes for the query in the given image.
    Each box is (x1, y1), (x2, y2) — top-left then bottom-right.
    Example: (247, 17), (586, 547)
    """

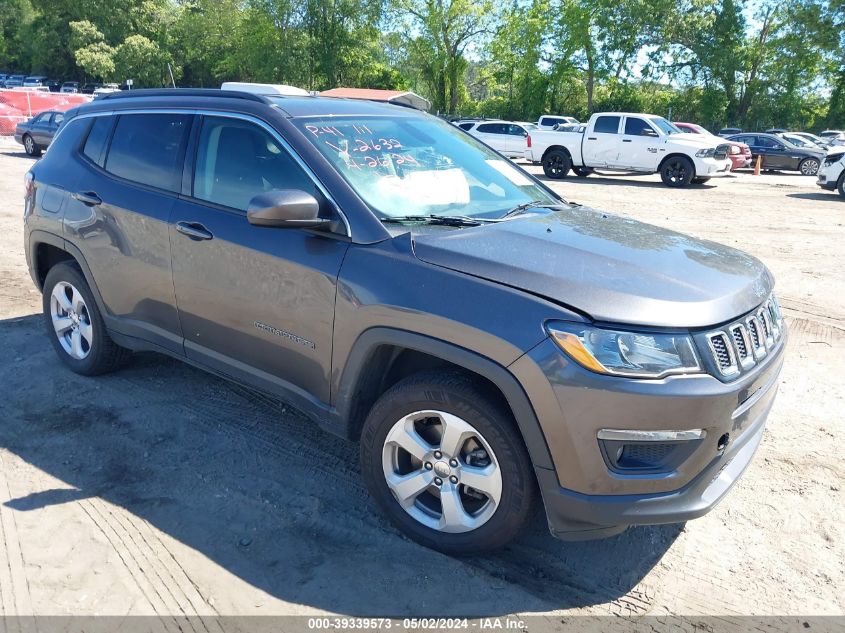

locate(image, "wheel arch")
(658, 152), (697, 177)
(335, 327), (555, 471)
(541, 145), (573, 163)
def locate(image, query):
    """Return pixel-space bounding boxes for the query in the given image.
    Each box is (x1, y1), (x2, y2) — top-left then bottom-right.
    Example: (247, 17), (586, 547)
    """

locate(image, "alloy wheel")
(50, 281), (93, 360)
(24, 136), (34, 155)
(381, 409), (503, 533)
(801, 159), (819, 176)
(664, 160), (687, 183)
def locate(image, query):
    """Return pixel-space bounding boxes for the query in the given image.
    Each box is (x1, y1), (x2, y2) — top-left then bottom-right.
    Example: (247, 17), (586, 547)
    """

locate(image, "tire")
(799, 157), (820, 176)
(42, 262), (131, 376)
(692, 177), (711, 185)
(542, 149), (571, 179)
(573, 166), (593, 178)
(360, 370), (538, 555)
(838, 171), (845, 199)
(23, 134), (41, 157)
(660, 156), (695, 187)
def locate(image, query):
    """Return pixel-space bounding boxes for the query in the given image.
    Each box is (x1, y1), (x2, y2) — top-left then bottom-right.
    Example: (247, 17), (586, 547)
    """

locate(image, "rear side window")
(624, 118), (653, 136)
(594, 116), (620, 134)
(540, 117), (561, 126)
(458, 122), (474, 130)
(82, 116), (113, 166)
(193, 116), (317, 211)
(477, 123), (505, 134)
(104, 113), (191, 192)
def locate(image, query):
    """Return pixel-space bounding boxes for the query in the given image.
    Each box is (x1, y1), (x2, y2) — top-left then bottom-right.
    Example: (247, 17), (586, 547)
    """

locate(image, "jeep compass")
(23, 88), (786, 554)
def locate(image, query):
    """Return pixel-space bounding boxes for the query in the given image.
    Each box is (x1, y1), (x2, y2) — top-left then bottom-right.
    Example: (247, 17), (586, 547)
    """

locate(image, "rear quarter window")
(104, 113), (191, 192)
(82, 116), (113, 166)
(594, 116), (620, 134)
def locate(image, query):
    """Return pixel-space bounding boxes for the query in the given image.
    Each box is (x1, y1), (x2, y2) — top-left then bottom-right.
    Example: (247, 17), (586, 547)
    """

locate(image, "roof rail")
(98, 88), (268, 103)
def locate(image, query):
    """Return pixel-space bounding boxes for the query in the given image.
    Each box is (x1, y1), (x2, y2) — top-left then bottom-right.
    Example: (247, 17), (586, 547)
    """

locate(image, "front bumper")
(695, 156), (733, 177)
(510, 321), (786, 540)
(816, 162), (843, 190)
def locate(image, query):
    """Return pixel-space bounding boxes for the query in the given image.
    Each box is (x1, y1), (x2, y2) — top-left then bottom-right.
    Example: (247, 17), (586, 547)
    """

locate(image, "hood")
(664, 134), (723, 150)
(411, 207), (774, 329)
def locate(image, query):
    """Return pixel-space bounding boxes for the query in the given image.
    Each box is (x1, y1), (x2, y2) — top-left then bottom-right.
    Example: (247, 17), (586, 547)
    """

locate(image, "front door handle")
(622, 139), (632, 142)
(72, 191), (101, 206)
(176, 221), (214, 241)
(587, 136), (597, 140)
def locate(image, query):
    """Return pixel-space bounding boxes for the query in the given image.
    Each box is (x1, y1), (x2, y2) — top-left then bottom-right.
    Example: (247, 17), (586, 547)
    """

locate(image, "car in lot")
(537, 114), (579, 129)
(465, 119), (532, 158)
(24, 87), (786, 554)
(527, 112), (732, 186)
(791, 132), (828, 147)
(23, 75), (47, 88)
(718, 127), (742, 137)
(816, 148), (845, 197)
(727, 132), (825, 175)
(14, 110), (65, 156)
(4, 74), (26, 88)
(778, 132), (822, 150)
(674, 121), (752, 170)
(61, 81), (80, 93)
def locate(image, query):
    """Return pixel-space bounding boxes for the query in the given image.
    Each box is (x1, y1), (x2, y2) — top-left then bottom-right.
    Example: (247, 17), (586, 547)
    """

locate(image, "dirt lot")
(0, 141), (842, 620)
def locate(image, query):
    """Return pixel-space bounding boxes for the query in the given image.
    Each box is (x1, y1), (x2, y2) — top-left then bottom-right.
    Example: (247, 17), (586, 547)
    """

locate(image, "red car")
(674, 122), (752, 170)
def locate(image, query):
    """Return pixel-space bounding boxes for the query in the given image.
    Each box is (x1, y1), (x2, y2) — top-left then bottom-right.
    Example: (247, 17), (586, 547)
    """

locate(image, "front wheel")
(799, 157), (820, 176)
(542, 149), (571, 179)
(837, 172), (845, 198)
(660, 156), (694, 187)
(360, 371), (537, 555)
(23, 134), (41, 157)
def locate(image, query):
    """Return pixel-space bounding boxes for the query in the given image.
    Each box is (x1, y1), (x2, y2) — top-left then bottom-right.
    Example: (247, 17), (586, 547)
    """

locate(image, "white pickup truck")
(525, 112), (733, 186)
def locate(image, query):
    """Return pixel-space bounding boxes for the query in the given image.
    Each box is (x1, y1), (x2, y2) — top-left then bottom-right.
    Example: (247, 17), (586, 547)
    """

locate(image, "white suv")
(465, 120), (534, 158)
(537, 115), (579, 129)
(816, 149), (845, 197)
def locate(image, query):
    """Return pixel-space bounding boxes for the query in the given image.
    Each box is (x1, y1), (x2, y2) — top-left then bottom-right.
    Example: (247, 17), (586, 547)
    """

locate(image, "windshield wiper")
(500, 199), (578, 220)
(380, 214), (500, 227)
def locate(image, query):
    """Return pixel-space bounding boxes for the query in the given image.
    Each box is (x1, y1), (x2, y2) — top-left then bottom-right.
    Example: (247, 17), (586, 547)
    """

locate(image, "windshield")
(293, 115), (557, 219)
(649, 117), (682, 135)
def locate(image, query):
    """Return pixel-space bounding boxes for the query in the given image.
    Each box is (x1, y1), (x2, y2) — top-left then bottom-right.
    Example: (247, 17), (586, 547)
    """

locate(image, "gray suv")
(23, 89), (786, 554)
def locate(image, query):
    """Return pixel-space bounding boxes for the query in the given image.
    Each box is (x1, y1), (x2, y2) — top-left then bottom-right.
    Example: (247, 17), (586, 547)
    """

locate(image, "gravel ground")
(0, 140), (842, 621)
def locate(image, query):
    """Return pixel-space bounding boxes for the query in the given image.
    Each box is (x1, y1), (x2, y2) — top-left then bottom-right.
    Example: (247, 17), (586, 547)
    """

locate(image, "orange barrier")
(753, 154), (762, 176)
(0, 89), (91, 135)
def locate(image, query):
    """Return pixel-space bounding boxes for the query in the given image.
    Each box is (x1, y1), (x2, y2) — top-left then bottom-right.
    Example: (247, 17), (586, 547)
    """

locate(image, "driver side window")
(193, 116), (317, 212)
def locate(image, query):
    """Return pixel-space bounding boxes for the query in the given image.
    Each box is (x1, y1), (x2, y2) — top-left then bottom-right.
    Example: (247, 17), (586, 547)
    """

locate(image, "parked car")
(674, 121), (752, 170)
(791, 132), (828, 147)
(25, 87), (786, 554)
(816, 147), (845, 198)
(23, 75), (47, 88)
(537, 114), (579, 129)
(14, 110), (65, 156)
(527, 112), (732, 186)
(4, 74), (26, 88)
(778, 132), (822, 149)
(764, 128), (787, 134)
(60, 81), (80, 94)
(81, 83), (101, 94)
(92, 83), (121, 99)
(727, 133), (825, 175)
(819, 130), (844, 138)
(0, 73), (7, 87)
(718, 127), (742, 137)
(465, 120), (532, 158)
(825, 133), (845, 148)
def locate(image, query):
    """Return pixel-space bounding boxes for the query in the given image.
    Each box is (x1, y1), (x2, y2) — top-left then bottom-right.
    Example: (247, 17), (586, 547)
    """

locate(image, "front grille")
(715, 144), (729, 160)
(705, 294), (784, 378)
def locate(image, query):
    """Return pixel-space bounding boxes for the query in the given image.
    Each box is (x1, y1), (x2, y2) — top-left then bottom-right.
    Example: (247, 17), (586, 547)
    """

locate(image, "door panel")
(584, 115), (621, 166)
(63, 113), (191, 353)
(170, 115), (349, 405)
(614, 117), (661, 170)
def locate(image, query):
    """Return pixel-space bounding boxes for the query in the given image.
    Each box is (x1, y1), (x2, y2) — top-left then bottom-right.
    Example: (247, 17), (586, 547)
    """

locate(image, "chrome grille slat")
(705, 293), (784, 378)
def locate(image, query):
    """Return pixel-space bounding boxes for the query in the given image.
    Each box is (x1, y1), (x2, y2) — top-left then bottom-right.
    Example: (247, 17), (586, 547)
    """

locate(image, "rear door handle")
(72, 191), (101, 206)
(176, 221), (214, 241)
(587, 136), (597, 140)
(622, 139), (632, 143)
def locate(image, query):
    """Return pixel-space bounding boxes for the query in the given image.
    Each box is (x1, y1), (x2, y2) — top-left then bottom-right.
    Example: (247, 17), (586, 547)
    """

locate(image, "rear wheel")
(799, 157), (820, 176)
(542, 149), (571, 179)
(573, 166), (593, 178)
(360, 370), (537, 555)
(23, 134), (41, 157)
(42, 262), (131, 375)
(838, 172), (845, 198)
(660, 156), (694, 187)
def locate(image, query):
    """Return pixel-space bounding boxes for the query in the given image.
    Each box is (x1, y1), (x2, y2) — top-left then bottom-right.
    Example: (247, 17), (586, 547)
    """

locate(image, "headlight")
(695, 148), (715, 158)
(546, 322), (702, 379)
(823, 152), (845, 166)
(729, 145), (740, 155)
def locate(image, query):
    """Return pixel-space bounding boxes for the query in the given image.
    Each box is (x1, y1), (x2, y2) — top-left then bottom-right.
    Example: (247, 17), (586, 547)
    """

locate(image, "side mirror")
(522, 130), (529, 137)
(247, 189), (331, 229)
(641, 128), (659, 137)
